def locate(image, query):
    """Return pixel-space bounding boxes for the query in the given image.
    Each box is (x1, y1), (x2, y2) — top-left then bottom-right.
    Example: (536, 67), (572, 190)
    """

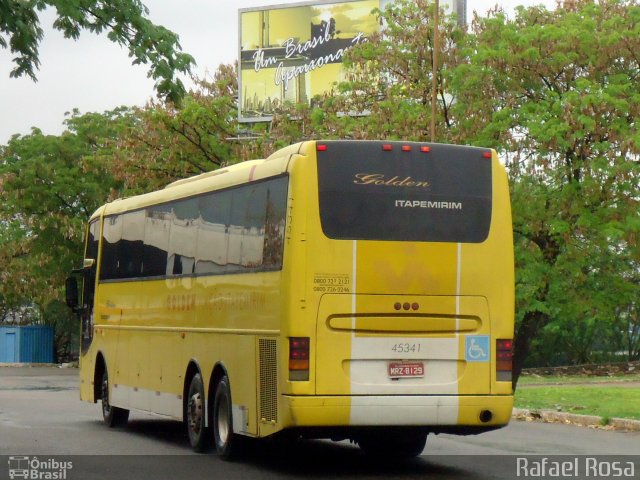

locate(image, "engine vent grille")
(258, 338), (278, 423)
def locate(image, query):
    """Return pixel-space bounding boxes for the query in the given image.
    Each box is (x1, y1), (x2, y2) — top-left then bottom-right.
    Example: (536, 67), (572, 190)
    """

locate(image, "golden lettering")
(353, 173), (430, 188)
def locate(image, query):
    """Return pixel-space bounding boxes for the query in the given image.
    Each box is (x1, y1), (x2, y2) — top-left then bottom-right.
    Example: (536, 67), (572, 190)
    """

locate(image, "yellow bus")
(66, 140), (514, 459)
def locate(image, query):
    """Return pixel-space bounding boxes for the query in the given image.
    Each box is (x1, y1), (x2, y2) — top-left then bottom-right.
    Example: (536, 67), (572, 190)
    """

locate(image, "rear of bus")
(280, 140), (514, 455)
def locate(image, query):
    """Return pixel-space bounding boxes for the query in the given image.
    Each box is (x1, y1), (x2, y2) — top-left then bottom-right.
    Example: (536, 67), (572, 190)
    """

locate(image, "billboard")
(239, 0), (390, 122)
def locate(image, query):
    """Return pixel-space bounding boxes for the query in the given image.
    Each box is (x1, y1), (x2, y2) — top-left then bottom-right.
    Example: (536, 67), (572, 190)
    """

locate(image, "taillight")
(401, 145), (412, 152)
(317, 144), (327, 151)
(420, 146), (431, 153)
(382, 144), (393, 151)
(496, 339), (513, 382)
(289, 337), (309, 381)
(483, 151), (492, 159)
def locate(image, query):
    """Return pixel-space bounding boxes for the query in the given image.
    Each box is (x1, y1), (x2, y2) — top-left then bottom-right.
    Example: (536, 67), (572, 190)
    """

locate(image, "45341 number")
(391, 343), (422, 353)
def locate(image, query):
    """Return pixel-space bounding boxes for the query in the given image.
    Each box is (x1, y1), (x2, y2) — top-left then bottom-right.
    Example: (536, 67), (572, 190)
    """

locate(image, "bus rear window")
(316, 141), (492, 243)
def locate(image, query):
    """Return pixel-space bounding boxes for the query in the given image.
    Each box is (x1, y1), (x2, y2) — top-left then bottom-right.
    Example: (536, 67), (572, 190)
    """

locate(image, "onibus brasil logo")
(8, 456), (72, 479)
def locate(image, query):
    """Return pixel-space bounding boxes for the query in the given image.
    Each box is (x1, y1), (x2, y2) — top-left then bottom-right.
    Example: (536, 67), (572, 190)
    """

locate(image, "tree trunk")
(512, 310), (550, 390)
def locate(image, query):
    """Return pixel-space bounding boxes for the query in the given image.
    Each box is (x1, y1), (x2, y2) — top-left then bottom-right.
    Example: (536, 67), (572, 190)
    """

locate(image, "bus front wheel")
(186, 373), (209, 452)
(213, 375), (235, 460)
(101, 370), (129, 428)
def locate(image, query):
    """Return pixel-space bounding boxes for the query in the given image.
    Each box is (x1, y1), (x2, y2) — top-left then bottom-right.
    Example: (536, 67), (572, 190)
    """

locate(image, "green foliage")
(450, 0), (640, 378)
(270, 0), (465, 142)
(112, 64), (269, 192)
(0, 0), (194, 103)
(43, 299), (78, 362)
(0, 63), (269, 335)
(0, 108), (133, 311)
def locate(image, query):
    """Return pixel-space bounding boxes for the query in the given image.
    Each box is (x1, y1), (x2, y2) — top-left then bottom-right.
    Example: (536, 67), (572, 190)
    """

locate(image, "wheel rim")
(188, 391), (203, 436)
(216, 392), (230, 445)
(101, 375), (111, 417)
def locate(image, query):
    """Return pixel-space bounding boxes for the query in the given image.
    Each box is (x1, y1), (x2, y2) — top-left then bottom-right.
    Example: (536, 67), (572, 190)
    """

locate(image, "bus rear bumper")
(281, 394), (513, 429)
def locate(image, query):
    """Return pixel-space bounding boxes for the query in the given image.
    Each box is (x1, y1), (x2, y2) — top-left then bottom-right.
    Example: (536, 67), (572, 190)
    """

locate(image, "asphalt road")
(1, 367), (638, 480)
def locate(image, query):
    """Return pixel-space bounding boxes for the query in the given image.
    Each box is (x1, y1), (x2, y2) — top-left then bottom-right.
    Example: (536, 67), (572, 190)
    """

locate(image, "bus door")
(81, 219), (100, 354)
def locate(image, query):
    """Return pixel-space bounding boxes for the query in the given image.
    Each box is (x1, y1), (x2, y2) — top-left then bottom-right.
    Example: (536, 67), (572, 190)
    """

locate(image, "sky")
(0, 0), (555, 145)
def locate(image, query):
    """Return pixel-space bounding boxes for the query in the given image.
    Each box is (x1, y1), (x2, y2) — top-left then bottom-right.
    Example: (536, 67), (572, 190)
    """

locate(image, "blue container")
(0, 326), (54, 363)
(20, 326), (54, 363)
(0, 327), (19, 362)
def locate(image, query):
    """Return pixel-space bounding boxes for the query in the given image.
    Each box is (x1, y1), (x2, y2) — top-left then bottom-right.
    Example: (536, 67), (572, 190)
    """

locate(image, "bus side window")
(197, 190), (232, 275)
(120, 211), (145, 279)
(241, 184), (267, 269)
(228, 186), (250, 272)
(169, 198), (199, 276)
(264, 177), (287, 269)
(143, 204), (171, 277)
(100, 215), (122, 281)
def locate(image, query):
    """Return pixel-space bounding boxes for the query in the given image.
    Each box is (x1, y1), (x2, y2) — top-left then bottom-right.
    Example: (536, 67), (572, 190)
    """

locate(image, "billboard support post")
(431, 0), (439, 143)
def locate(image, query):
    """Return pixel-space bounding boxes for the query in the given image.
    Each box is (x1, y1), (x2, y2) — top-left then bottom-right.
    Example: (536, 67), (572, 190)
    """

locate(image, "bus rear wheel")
(358, 430), (427, 459)
(186, 373), (209, 452)
(213, 375), (236, 460)
(101, 370), (129, 427)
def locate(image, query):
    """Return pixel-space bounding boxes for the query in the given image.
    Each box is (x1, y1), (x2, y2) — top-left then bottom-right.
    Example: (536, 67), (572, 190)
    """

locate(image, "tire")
(213, 375), (236, 460)
(358, 430), (427, 459)
(186, 373), (209, 452)
(101, 369), (129, 428)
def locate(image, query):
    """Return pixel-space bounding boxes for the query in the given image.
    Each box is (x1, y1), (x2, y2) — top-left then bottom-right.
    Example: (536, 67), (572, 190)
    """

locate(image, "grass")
(518, 373), (640, 386)
(514, 383), (640, 421)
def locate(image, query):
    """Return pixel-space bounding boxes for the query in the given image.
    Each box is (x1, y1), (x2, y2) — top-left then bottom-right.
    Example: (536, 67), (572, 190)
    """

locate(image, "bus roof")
(90, 143), (306, 221)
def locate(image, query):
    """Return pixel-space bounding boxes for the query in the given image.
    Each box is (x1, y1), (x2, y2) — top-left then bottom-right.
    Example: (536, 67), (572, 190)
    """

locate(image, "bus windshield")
(316, 141), (492, 243)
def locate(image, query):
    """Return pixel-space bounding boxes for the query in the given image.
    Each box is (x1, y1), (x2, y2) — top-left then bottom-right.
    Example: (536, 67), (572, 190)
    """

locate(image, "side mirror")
(65, 276), (79, 310)
(72, 258), (95, 274)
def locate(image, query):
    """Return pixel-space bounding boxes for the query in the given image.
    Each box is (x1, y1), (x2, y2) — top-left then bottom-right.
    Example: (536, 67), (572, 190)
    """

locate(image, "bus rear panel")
(279, 141), (514, 440)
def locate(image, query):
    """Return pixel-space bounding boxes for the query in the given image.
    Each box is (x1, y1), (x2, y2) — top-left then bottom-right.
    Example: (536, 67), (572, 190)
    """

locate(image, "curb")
(513, 408), (640, 432)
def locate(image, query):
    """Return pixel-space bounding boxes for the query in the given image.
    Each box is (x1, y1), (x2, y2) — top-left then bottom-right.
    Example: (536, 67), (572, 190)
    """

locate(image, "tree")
(0, 108), (140, 356)
(453, 0), (640, 382)
(345, 0), (465, 141)
(113, 64), (269, 192)
(0, 108), (134, 347)
(0, 64), (252, 337)
(270, 0), (465, 143)
(43, 299), (78, 362)
(0, 0), (194, 103)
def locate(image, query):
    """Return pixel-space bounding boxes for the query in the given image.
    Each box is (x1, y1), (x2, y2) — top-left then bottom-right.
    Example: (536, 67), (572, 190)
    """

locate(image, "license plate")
(388, 362), (424, 378)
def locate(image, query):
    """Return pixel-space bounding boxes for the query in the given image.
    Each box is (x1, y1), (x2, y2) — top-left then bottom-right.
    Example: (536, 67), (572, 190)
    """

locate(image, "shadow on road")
(125, 418), (191, 450)
(98, 418), (475, 478)
(234, 437), (469, 478)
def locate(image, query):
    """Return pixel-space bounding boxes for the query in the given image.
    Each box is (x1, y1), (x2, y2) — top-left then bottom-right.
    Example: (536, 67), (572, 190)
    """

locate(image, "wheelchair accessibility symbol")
(465, 336), (490, 362)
